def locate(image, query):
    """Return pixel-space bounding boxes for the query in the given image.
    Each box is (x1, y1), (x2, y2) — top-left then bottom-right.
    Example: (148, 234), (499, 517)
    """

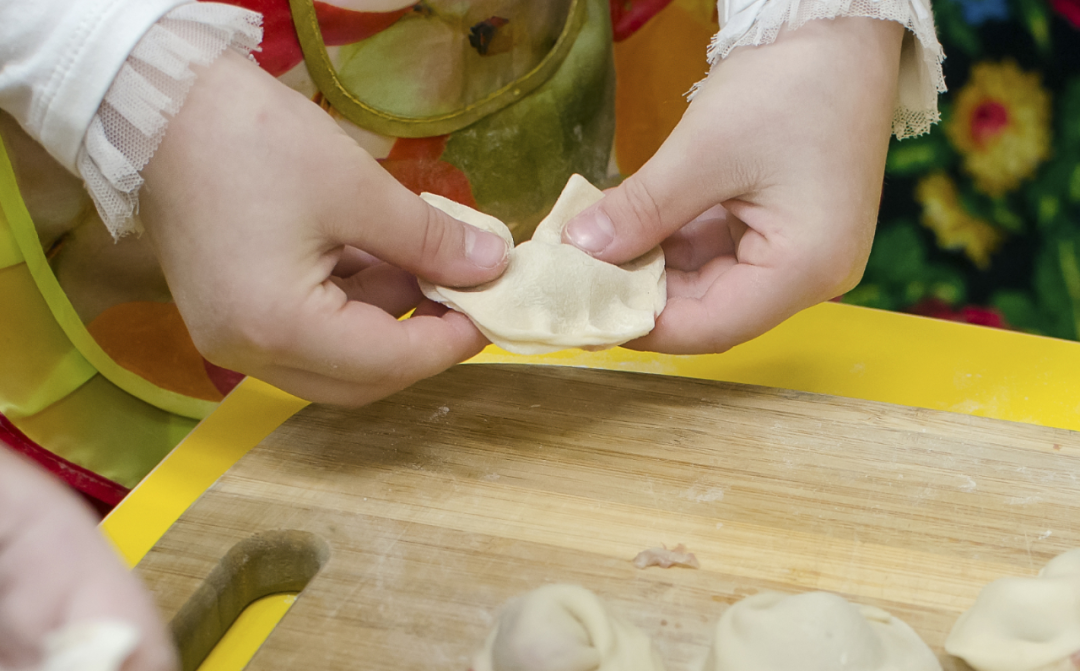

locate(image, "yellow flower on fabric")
(915, 173), (1005, 269)
(946, 60), (1051, 197)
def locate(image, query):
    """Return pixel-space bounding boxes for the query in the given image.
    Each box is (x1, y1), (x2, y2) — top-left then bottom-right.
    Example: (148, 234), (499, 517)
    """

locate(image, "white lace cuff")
(694, 0), (946, 139)
(76, 3), (262, 239)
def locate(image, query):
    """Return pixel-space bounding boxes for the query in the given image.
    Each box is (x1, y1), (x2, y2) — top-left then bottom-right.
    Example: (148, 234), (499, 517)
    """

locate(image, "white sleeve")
(0, 0), (191, 171)
(695, 0), (946, 139)
(78, 3), (261, 238)
(0, 1), (262, 239)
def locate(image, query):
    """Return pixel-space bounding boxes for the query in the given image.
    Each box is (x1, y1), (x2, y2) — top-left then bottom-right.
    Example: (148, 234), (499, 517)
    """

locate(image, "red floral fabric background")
(846, 0), (1080, 339)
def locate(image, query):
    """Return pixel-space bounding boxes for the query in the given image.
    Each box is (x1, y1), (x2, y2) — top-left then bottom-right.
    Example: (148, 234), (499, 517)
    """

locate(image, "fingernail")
(465, 225), (508, 269)
(565, 207), (615, 254)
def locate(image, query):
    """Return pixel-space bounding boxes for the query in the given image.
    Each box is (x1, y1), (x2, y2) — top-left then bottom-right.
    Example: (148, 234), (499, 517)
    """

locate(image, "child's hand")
(563, 17), (905, 353)
(141, 51), (510, 406)
(0, 447), (177, 671)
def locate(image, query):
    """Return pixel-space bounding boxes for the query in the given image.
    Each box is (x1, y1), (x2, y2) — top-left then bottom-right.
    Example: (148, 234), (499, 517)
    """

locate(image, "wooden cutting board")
(134, 364), (1080, 671)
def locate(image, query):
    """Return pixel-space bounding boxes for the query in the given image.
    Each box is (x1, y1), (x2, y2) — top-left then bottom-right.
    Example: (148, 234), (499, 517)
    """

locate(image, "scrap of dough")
(39, 621), (139, 671)
(945, 549), (1080, 671)
(632, 544), (700, 569)
(419, 174), (666, 355)
(472, 584), (666, 671)
(703, 591), (941, 671)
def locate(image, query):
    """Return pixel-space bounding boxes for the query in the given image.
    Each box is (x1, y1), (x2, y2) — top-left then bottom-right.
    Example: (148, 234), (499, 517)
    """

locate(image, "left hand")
(140, 51), (510, 406)
(563, 17), (905, 353)
(0, 447), (177, 671)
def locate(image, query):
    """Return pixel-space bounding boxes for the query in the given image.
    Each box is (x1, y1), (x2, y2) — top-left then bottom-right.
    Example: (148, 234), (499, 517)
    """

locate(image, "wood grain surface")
(134, 364), (1080, 670)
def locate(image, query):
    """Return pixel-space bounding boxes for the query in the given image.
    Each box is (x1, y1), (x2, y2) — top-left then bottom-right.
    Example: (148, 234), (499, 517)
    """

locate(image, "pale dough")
(38, 621), (139, 671)
(419, 174), (667, 355)
(472, 584), (666, 671)
(703, 591), (941, 671)
(945, 549), (1080, 671)
(632, 544), (700, 569)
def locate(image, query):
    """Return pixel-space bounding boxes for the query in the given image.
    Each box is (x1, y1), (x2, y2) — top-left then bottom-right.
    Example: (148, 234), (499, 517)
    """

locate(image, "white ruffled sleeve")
(695, 0), (946, 139)
(78, 3), (262, 239)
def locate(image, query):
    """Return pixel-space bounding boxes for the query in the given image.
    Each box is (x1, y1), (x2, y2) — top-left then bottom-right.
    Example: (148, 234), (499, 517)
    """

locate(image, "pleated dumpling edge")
(418, 175), (667, 355)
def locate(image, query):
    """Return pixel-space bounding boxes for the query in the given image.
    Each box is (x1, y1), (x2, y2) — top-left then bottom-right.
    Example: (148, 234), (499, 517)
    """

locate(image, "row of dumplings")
(473, 549), (1080, 671)
(27, 549), (1080, 669)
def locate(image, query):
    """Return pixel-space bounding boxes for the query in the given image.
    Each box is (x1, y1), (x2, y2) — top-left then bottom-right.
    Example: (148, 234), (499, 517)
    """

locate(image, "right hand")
(141, 51), (510, 406)
(0, 446), (177, 671)
(562, 17), (904, 354)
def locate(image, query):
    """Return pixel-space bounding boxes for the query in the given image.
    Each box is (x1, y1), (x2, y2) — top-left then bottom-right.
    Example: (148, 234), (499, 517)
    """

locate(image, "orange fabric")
(613, 3), (717, 174)
(86, 302), (224, 402)
(381, 135), (478, 208)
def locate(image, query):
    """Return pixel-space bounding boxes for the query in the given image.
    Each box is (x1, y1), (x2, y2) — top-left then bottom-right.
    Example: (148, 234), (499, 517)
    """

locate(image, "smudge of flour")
(428, 406), (450, 421)
(682, 485), (725, 503)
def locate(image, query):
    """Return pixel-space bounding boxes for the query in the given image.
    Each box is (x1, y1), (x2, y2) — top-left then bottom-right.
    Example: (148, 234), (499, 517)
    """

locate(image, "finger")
(636, 200), (870, 354)
(248, 299), (488, 405)
(331, 263), (422, 317)
(411, 298), (453, 319)
(58, 513), (178, 671)
(562, 105), (750, 265)
(663, 256), (740, 300)
(252, 325), (486, 407)
(0, 450), (178, 671)
(626, 258), (840, 354)
(660, 205), (741, 272)
(331, 246), (382, 277)
(321, 148), (510, 288)
(626, 265), (795, 354)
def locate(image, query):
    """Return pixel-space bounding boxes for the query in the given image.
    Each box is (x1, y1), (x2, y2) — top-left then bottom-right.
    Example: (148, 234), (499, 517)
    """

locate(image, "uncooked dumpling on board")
(945, 549), (1080, 671)
(472, 584), (666, 671)
(703, 591), (941, 671)
(419, 174), (666, 355)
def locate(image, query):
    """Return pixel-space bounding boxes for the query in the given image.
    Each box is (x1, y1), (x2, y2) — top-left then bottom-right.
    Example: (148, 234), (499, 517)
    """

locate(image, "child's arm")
(563, 17), (910, 353)
(0, 445), (177, 671)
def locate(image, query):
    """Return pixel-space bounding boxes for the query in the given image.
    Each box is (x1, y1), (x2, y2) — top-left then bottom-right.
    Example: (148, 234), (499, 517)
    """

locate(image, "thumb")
(562, 117), (735, 265)
(326, 164), (510, 288)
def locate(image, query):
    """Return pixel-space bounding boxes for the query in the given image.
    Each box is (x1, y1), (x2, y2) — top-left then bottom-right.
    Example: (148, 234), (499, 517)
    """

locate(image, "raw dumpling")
(702, 591), (940, 671)
(945, 549), (1080, 671)
(472, 584), (665, 671)
(39, 620), (139, 671)
(420, 174), (666, 355)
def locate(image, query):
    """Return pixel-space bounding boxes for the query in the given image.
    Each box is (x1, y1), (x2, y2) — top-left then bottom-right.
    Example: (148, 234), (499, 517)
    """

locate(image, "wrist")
(698, 0), (943, 138)
(78, 4), (263, 239)
(141, 49), (263, 200)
